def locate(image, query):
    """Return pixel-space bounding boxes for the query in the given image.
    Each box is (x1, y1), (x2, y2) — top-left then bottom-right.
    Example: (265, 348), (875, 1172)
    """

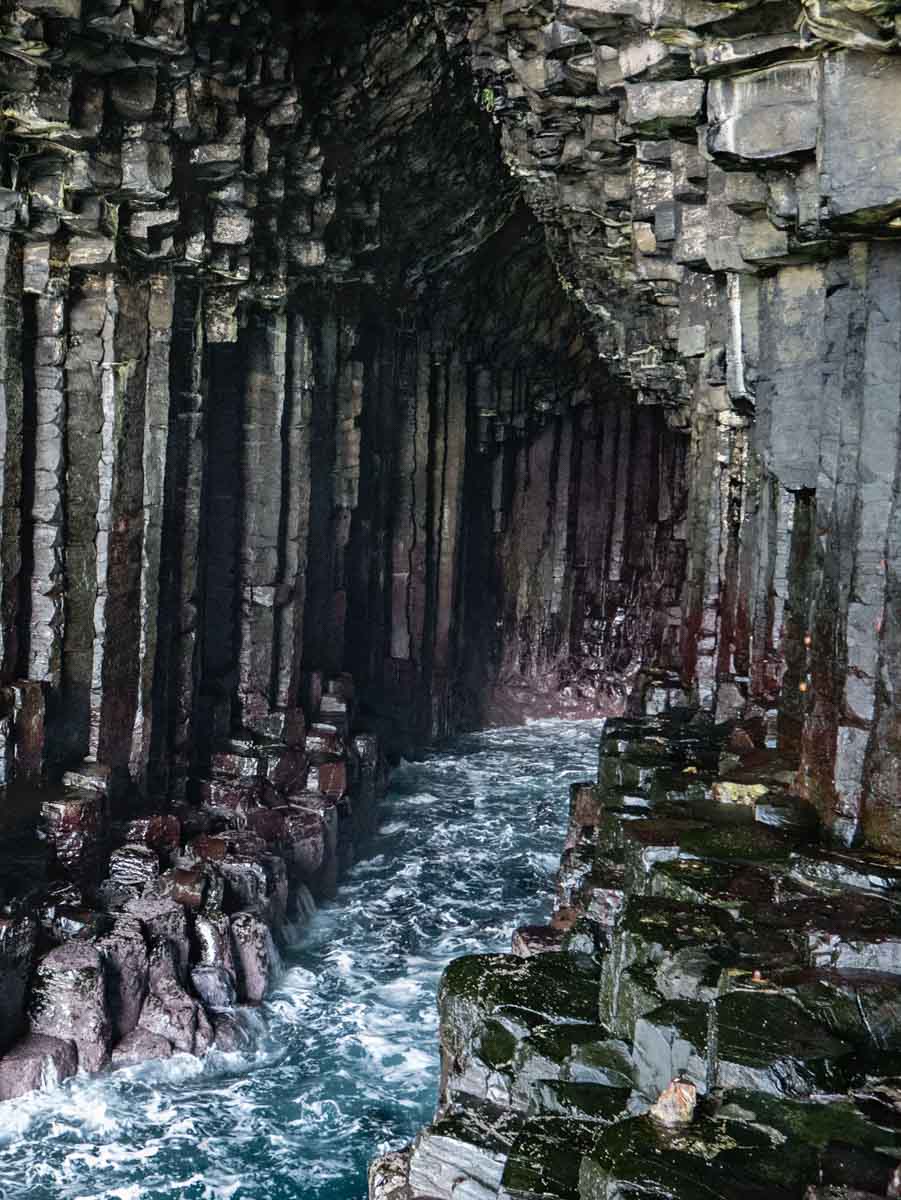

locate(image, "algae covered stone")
(713, 990), (853, 1097)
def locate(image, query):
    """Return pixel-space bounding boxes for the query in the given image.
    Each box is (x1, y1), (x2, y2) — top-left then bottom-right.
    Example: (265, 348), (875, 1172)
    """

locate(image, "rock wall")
(2, 0), (901, 1105)
(375, 708), (901, 1200)
(465, 0), (901, 850)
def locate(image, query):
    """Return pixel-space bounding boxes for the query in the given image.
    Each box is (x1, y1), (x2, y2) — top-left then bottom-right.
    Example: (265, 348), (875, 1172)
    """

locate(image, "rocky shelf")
(0, 668), (388, 1100)
(372, 709), (901, 1200)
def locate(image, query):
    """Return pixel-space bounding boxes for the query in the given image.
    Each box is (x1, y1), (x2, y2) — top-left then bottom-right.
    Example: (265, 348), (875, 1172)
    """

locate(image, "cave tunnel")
(2, 0), (901, 1195)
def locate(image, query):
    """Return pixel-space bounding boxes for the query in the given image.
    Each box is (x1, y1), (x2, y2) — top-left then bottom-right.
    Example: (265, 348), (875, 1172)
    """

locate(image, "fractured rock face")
(28, 942), (111, 1072)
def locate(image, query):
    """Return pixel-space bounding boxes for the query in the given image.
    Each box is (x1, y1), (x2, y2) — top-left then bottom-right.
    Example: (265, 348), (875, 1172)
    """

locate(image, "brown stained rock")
(154, 865), (222, 912)
(108, 844), (160, 890)
(111, 1028), (173, 1068)
(276, 806), (326, 883)
(29, 943), (111, 1072)
(95, 916), (148, 1042)
(196, 777), (262, 823)
(122, 814), (181, 864)
(305, 723), (345, 761)
(123, 896), (189, 987)
(259, 747), (309, 794)
(310, 760), (348, 799)
(12, 681), (45, 782)
(40, 792), (106, 883)
(246, 807), (287, 847)
(649, 1078), (697, 1127)
(137, 979), (213, 1056)
(0, 1034), (77, 1101)
(511, 924), (565, 957)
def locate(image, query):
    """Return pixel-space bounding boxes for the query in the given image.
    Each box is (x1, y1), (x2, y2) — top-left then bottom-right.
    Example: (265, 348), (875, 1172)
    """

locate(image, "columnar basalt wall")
(464, 0), (901, 850)
(2, 0), (901, 1105)
(0, 0), (696, 1095)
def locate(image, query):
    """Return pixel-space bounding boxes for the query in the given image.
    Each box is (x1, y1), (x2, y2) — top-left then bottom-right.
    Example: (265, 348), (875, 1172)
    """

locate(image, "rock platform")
(373, 710), (901, 1200)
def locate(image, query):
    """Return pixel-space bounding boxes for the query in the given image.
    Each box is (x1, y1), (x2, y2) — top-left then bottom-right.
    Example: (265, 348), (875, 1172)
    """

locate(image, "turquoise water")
(0, 719), (604, 1200)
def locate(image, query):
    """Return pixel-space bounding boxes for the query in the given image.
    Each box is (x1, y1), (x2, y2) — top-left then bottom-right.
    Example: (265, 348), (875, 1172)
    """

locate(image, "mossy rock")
(408, 1101), (520, 1200)
(440, 953), (603, 1103)
(650, 857), (779, 912)
(717, 1089), (901, 1157)
(599, 898), (736, 1037)
(578, 1114), (812, 1199)
(600, 961), (663, 1040)
(632, 999), (710, 1100)
(525, 1024), (633, 1088)
(620, 818), (709, 893)
(678, 823), (798, 863)
(528, 1080), (631, 1123)
(500, 1117), (599, 1200)
(786, 968), (901, 1052)
(717, 1089), (901, 1194)
(440, 952), (601, 1027)
(619, 897), (738, 958)
(714, 990), (853, 1097)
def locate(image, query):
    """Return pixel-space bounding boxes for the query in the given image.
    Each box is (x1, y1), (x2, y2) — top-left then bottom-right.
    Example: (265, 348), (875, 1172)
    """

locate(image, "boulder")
(111, 1028), (173, 1067)
(230, 910), (280, 1004)
(123, 895), (190, 987)
(0, 1034), (77, 1101)
(29, 942), (111, 1072)
(137, 979), (213, 1056)
(95, 915), (149, 1041)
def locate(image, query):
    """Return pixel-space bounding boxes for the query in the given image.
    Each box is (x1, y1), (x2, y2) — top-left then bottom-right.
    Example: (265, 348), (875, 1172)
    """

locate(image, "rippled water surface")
(0, 719), (604, 1200)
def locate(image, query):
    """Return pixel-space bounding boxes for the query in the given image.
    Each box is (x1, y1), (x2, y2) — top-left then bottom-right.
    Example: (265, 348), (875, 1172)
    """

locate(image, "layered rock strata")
(374, 710), (901, 1200)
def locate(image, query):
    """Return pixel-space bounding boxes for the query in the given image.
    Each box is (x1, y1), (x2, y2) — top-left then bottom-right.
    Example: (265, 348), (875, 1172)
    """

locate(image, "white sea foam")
(0, 718), (604, 1200)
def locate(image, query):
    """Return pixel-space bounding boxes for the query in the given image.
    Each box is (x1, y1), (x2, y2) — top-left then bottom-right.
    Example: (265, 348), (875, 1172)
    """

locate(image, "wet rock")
(121, 815), (181, 866)
(137, 979), (213, 1056)
(409, 1104), (518, 1200)
(259, 746), (309, 794)
(111, 1028), (173, 1067)
(29, 942), (111, 1072)
(438, 953), (601, 1108)
(108, 844), (160, 890)
(713, 991), (853, 1098)
(95, 916), (148, 1042)
(369, 1149), (412, 1200)
(196, 777), (262, 824)
(511, 925), (565, 957)
(154, 865), (222, 912)
(190, 965), (236, 1010)
(633, 1002), (709, 1101)
(578, 1114), (810, 1200)
(0, 1034), (77, 1101)
(194, 910), (237, 975)
(61, 762), (110, 794)
(787, 969), (901, 1052)
(0, 914), (37, 1052)
(211, 1011), (254, 1053)
(40, 792), (106, 883)
(500, 1117), (598, 1200)
(123, 896), (189, 987)
(230, 911), (280, 1004)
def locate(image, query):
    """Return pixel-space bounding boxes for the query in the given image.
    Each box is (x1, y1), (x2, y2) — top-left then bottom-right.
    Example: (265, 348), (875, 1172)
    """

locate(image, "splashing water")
(0, 719), (605, 1200)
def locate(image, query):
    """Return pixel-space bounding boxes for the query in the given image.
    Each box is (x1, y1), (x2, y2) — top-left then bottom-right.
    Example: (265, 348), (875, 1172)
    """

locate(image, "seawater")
(0, 719), (605, 1200)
